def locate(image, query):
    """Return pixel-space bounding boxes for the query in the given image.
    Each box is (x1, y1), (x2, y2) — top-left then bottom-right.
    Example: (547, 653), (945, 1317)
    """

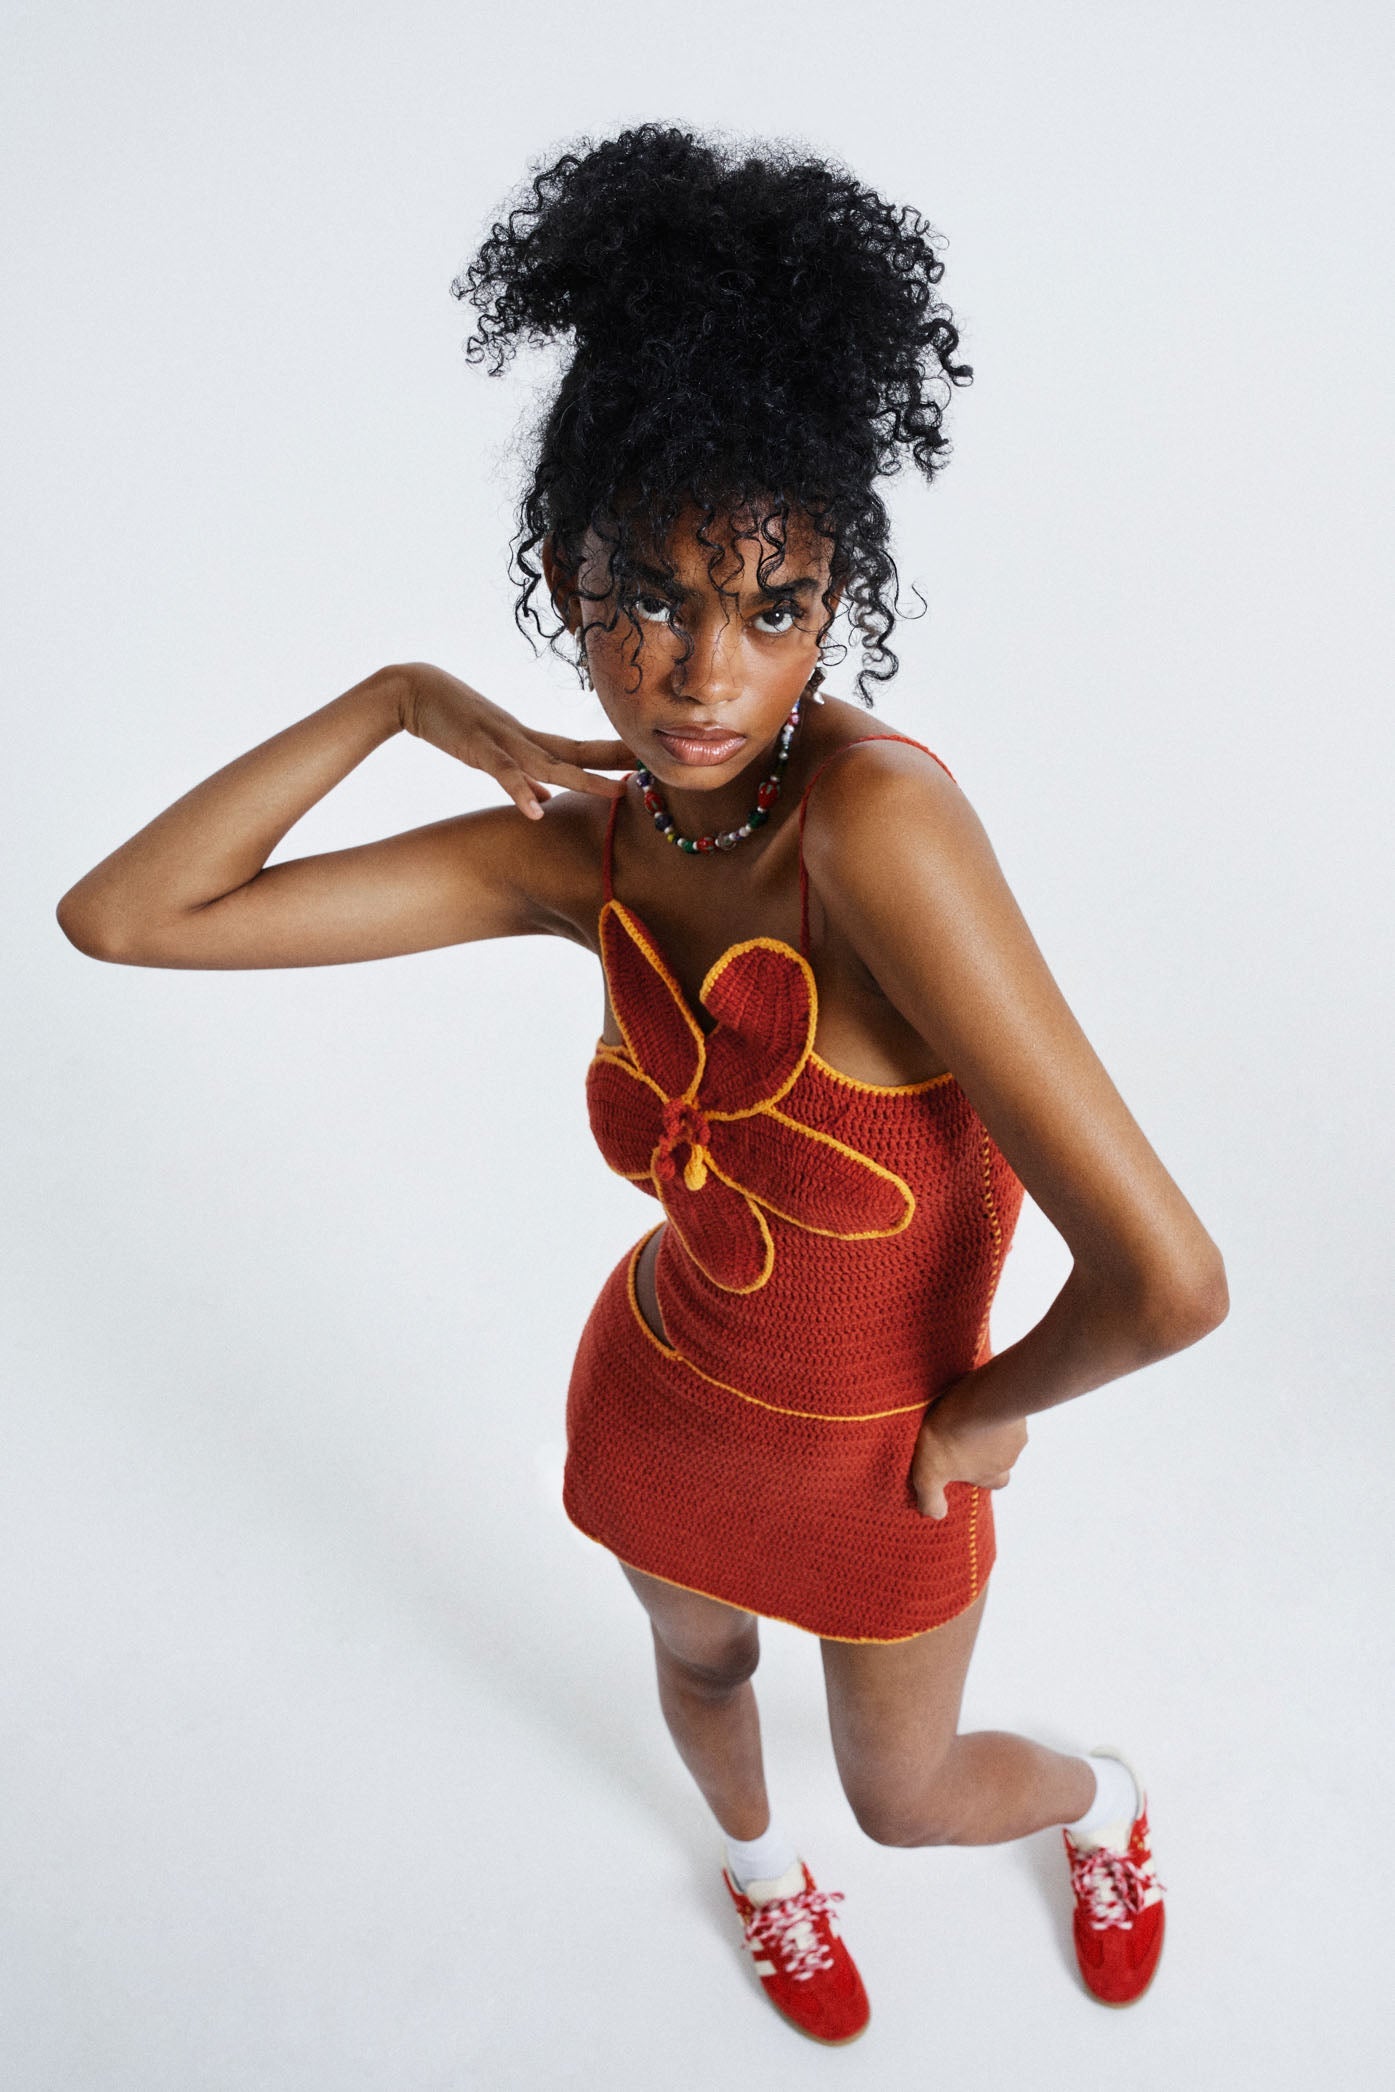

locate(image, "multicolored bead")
(634, 697), (805, 857)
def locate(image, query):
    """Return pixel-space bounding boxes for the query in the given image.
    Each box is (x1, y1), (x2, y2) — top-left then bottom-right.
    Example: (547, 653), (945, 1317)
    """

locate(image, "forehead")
(581, 501), (829, 590)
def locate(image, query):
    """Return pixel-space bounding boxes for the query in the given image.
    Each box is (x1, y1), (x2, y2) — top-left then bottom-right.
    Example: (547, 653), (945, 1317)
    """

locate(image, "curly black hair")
(451, 123), (972, 707)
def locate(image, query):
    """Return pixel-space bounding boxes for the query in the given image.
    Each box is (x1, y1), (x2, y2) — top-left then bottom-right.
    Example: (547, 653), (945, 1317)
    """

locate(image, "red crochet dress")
(563, 735), (1025, 1642)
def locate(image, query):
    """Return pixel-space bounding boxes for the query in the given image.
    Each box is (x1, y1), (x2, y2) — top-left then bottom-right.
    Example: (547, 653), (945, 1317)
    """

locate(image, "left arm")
(803, 742), (1229, 1519)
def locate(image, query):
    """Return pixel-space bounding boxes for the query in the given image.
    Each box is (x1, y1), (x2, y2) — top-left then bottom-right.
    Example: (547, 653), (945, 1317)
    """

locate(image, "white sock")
(724, 1818), (800, 1894)
(1065, 1752), (1140, 1849)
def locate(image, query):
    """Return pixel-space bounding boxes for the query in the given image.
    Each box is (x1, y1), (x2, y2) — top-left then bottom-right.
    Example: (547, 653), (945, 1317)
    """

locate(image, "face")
(548, 501), (837, 802)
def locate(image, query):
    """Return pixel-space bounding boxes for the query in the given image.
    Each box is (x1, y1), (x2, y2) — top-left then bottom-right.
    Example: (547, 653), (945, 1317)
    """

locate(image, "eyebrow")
(630, 560), (822, 605)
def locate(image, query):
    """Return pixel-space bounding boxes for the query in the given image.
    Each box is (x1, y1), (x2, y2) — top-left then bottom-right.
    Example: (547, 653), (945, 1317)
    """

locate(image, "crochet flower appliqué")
(586, 899), (915, 1294)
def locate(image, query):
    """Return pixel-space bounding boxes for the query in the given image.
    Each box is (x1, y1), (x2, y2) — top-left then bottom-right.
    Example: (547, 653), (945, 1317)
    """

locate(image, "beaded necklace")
(634, 696), (806, 855)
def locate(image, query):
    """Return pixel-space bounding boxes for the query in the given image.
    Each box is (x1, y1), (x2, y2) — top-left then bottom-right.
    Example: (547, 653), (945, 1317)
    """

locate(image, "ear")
(818, 582), (845, 635)
(541, 535), (578, 635)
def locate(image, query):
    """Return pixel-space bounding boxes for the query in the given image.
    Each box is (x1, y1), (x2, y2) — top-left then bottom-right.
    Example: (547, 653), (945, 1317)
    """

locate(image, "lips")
(652, 727), (748, 766)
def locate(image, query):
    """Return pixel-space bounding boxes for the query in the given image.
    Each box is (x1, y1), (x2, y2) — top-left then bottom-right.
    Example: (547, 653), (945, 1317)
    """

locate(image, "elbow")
(1135, 1243), (1230, 1359)
(55, 892), (128, 961)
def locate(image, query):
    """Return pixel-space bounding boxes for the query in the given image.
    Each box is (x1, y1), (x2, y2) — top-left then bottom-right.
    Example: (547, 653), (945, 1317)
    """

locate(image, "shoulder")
(427, 782), (616, 948)
(799, 722), (984, 899)
(797, 719), (1021, 976)
(500, 784), (618, 949)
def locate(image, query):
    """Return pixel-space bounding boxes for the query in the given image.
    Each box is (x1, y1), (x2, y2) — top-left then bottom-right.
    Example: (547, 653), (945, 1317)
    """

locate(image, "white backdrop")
(4, 4), (1391, 2086)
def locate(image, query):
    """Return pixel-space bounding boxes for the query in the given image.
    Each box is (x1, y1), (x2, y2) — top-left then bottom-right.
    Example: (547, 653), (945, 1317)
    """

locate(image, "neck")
(665, 741), (780, 835)
(650, 699), (805, 842)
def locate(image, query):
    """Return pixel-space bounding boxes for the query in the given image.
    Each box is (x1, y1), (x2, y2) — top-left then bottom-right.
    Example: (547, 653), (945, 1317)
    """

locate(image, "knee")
(842, 1753), (961, 1849)
(654, 1626), (761, 1699)
(848, 1795), (958, 1848)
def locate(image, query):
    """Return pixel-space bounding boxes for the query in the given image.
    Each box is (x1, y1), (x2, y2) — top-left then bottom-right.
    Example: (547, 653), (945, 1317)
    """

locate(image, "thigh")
(619, 1558), (761, 1673)
(820, 1587), (988, 1799)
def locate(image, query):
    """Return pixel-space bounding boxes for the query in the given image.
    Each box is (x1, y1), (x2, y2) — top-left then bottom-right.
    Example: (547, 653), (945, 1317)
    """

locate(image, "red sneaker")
(722, 1859), (870, 2045)
(1062, 1748), (1166, 2006)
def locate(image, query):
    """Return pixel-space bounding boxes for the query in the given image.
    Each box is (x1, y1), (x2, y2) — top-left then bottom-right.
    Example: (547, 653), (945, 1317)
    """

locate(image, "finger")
(916, 1485), (949, 1520)
(531, 733), (635, 768)
(535, 759), (630, 801)
(985, 1472), (1012, 1490)
(495, 762), (546, 819)
(502, 744), (627, 800)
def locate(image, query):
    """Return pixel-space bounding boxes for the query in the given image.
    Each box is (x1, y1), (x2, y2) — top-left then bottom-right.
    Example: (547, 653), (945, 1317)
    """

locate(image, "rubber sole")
(773, 2002), (872, 2046)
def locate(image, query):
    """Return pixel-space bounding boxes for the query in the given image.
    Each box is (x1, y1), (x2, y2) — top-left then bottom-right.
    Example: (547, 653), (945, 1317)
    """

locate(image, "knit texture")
(563, 736), (1025, 1642)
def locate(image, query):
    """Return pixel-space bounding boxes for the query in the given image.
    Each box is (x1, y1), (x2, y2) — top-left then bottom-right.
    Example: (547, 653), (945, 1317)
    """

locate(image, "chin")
(646, 757), (741, 785)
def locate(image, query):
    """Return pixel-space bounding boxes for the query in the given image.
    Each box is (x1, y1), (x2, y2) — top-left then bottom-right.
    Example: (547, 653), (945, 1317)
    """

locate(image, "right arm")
(54, 663), (632, 969)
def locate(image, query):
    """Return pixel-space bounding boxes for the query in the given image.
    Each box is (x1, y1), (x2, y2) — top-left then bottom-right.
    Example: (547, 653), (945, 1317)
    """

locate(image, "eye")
(754, 601), (802, 634)
(634, 592), (676, 624)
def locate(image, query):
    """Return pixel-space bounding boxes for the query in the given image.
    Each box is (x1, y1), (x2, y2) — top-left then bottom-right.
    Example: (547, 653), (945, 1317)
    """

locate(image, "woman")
(56, 125), (1227, 2043)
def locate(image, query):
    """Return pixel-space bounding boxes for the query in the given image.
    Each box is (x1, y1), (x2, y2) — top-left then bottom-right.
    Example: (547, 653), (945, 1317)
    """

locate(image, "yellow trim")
(710, 1104), (918, 1238)
(808, 1050), (956, 1097)
(586, 1045), (667, 1187)
(968, 1484), (980, 1596)
(600, 899), (707, 1103)
(596, 910), (956, 1100)
(652, 1146), (782, 1288)
(971, 1130), (1005, 1367)
(650, 1144), (776, 1294)
(698, 935), (817, 1108)
(592, 1048), (917, 1259)
(699, 932), (814, 1002)
(567, 1511), (992, 1644)
(622, 1231), (929, 1420)
(588, 1041), (667, 1102)
(702, 932), (960, 1101)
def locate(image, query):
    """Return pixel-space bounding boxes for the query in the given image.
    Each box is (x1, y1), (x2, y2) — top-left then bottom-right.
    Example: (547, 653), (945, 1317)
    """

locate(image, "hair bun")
(457, 125), (962, 399)
(453, 124), (972, 704)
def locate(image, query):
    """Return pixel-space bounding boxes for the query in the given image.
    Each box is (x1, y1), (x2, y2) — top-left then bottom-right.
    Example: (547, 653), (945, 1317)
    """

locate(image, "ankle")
(1064, 1750), (1141, 1850)
(724, 1814), (800, 1892)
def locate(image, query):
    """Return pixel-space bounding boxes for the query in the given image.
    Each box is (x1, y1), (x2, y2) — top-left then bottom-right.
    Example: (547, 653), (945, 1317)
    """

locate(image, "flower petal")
(653, 1144), (775, 1293)
(698, 939), (815, 1115)
(707, 1107), (915, 1238)
(600, 901), (705, 1100)
(586, 1048), (666, 1181)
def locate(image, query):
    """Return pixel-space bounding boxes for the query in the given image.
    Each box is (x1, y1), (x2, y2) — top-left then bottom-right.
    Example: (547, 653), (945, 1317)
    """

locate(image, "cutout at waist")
(634, 1223), (672, 1346)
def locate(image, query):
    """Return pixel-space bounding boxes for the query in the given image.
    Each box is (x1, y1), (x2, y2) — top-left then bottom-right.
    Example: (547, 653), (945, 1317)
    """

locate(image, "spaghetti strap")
(601, 779), (632, 904)
(797, 734), (957, 958)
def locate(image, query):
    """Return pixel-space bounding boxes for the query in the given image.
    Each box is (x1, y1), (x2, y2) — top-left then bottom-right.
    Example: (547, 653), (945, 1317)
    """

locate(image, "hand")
(909, 1381), (1028, 1521)
(394, 661), (633, 820)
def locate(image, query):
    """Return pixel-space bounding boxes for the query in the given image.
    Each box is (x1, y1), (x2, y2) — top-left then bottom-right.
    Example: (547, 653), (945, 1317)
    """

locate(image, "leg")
(618, 1559), (772, 1840)
(821, 1587), (1097, 1847)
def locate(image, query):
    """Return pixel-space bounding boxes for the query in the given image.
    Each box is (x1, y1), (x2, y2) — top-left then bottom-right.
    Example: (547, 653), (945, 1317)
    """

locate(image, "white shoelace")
(1068, 1842), (1164, 1930)
(744, 1886), (844, 1981)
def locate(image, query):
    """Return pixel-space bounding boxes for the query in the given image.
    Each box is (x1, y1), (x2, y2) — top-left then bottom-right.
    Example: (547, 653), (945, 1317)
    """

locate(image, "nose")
(671, 609), (741, 707)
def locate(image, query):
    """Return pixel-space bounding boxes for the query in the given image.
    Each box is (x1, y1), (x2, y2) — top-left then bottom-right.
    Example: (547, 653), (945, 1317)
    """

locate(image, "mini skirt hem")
(563, 1506), (992, 1644)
